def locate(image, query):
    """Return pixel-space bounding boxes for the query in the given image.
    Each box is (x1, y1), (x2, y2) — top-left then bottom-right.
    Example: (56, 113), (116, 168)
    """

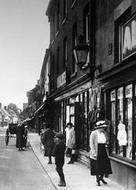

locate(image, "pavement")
(28, 132), (126, 190)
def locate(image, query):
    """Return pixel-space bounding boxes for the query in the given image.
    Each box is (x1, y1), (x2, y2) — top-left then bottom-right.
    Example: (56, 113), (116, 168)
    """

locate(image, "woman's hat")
(55, 132), (64, 140)
(94, 120), (108, 129)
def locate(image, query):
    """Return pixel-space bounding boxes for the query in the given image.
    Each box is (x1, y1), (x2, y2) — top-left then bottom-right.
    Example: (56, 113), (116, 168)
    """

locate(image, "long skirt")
(90, 143), (112, 175)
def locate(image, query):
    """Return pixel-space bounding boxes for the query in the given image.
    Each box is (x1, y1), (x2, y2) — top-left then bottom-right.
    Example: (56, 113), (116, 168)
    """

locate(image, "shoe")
(96, 179), (101, 186)
(67, 161), (74, 164)
(99, 177), (107, 184)
(58, 181), (66, 187)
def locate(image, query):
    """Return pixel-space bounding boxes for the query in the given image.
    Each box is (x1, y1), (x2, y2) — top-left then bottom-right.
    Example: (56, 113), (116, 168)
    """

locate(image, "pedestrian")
(65, 122), (75, 164)
(16, 122), (25, 151)
(42, 124), (55, 164)
(89, 120), (112, 186)
(52, 132), (66, 187)
(23, 124), (28, 149)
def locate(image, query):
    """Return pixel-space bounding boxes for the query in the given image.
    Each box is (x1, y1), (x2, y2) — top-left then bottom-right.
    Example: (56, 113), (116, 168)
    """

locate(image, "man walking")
(52, 133), (66, 187)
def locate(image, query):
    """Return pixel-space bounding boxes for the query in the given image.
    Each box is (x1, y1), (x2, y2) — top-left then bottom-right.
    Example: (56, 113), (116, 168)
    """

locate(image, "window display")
(110, 84), (136, 161)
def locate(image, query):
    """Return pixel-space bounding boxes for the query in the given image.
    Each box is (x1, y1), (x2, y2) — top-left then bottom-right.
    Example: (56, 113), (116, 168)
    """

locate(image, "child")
(52, 132), (66, 187)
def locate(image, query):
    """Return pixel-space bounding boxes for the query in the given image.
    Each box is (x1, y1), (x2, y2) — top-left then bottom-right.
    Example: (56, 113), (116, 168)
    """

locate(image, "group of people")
(41, 120), (112, 187)
(16, 122), (28, 151)
(41, 122), (76, 187)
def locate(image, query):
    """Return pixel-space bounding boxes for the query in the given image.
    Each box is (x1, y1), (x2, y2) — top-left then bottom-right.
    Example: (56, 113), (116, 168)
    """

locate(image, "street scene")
(0, 0), (136, 189)
(0, 127), (55, 190)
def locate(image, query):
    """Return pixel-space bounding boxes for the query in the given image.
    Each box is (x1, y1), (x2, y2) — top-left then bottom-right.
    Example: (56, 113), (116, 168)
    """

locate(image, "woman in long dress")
(89, 120), (112, 186)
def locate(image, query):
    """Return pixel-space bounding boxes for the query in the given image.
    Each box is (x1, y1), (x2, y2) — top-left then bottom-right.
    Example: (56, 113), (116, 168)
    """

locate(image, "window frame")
(109, 83), (136, 163)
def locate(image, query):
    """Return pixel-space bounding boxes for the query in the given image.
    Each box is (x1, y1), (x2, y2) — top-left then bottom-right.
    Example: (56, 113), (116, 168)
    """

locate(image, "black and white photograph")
(0, 0), (136, 189)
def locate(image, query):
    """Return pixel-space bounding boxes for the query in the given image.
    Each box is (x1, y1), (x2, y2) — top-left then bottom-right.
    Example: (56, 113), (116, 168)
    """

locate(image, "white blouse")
(97, 131), (106, 144)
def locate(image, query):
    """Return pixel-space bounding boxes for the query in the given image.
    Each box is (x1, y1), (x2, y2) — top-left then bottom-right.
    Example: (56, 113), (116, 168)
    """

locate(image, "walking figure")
(52, 133), (66, 187)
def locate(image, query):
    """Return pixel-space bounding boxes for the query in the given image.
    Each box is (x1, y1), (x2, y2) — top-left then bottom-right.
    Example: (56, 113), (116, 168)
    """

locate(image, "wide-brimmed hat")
(55, 132), (64, 140)
(94, 120), (108, 129)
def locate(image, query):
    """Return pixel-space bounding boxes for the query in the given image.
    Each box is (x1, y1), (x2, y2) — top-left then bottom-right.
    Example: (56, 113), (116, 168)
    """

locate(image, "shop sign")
(57, 71), (66, 88)
(121, 14), (136, 60)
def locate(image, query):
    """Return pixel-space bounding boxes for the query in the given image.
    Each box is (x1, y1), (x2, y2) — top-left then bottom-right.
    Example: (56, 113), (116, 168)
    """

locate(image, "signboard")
(57, 71), (66, 88)
(121, 14), (136, 60)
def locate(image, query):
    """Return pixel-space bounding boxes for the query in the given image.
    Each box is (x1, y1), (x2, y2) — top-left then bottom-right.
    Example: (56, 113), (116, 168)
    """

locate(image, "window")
(52, 15), (55, 39)
(63, 38), (68, 70)
(57, 48), (60, 75)
(114, 8), (131, 63)
(72, 23), (77, 74)
(57, 1), (60, 31)
(109, 84), (136, 161)
(84, 4), (90, 44)
(63, 0), (67, 19)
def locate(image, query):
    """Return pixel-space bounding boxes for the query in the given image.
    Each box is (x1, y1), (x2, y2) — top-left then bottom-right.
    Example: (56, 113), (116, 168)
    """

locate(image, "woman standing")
(65, 122), (75, 164)
(89, 120), (112, 186)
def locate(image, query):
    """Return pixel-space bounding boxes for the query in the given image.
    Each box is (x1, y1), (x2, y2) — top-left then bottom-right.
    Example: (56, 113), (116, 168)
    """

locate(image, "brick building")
(46, 0), (136, 189)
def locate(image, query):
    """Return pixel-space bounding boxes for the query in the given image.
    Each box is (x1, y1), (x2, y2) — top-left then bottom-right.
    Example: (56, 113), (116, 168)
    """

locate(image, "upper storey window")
(63, 0), (67, 20)
(63, 37), (68, 70)
(57, 1), (60, 31)
(84, 4), (90, 44)
(72, 23), (77, 74)
(115, 8), (133, 63)
(121, 14), (136, 60)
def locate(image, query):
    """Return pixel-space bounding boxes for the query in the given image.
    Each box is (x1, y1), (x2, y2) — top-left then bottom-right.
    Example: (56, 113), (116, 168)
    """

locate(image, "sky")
(0, 0), (50, 110)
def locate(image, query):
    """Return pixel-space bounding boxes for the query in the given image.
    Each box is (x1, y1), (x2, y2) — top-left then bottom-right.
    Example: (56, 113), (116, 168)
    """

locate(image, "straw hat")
(94, 120), (108, 129)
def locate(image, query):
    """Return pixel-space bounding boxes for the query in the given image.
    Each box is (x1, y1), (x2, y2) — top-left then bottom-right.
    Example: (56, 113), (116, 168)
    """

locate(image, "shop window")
(125, 84), (132, 159)
(109, 84), (136, 162)
(110, 90), (116, 154)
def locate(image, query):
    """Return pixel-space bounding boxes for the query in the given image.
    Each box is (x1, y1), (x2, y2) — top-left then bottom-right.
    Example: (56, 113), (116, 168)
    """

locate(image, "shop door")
(74, 102), (84, 149)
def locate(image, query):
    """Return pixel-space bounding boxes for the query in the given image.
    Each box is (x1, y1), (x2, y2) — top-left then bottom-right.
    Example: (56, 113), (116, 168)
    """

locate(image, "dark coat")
(16, 125), (25, 148)
(52, 140), (66, 167)
(42, 128), (55, 156)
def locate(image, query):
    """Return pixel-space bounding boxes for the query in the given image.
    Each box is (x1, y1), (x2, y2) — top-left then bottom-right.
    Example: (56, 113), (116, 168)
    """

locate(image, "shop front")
(54, 79), (104, 165)
(101, 66), (136, 189)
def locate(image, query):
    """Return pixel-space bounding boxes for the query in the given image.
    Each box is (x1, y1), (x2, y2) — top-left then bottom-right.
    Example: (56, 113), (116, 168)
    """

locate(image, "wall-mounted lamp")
(73, 42), (89, 70)
(73, 35), (102, 78)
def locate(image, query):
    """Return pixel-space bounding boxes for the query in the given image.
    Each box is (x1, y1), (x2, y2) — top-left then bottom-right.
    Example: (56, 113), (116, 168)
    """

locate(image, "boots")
(99, 175), (107, 184)
(58, 180), (66, 187)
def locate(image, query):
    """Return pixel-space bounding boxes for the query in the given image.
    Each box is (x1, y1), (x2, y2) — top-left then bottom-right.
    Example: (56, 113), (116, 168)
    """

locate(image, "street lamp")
(73, 37), (102, 78)
(73, 43), (90, 70)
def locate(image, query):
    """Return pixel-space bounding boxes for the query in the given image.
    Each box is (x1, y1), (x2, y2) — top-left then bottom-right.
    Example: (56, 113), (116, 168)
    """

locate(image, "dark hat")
(55, 132), (64, 140)
(94, 120), (108, 129)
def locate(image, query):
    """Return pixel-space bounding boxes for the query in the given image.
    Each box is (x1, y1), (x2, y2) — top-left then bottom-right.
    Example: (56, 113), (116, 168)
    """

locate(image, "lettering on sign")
(57, 71), (66, 88)
(122, 14), (136, 60)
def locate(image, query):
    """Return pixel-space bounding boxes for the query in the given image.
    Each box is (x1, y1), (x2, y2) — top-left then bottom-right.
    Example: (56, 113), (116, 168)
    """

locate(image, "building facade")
(45, 0), (136, 189)
(46, 0), (97, 156)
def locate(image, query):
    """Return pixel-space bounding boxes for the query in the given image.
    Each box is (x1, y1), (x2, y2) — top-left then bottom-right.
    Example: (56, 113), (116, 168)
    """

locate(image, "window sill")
(109, 155), (136, 169)
(55, 31), (60, 38)
(62, 17), (67, 25)
(71, 72), (77, 78)
(71, 0), (78, 9)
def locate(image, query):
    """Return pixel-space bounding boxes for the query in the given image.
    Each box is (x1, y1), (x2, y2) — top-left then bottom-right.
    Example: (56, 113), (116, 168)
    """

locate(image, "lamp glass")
(73, 45), (89, 65)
